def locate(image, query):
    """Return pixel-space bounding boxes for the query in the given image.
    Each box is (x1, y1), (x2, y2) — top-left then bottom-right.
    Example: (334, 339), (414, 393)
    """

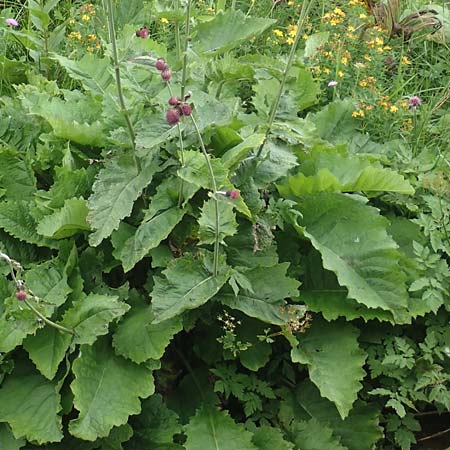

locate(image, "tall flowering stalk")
(257, 0), (315, 157)
(103, 0), (138, 168)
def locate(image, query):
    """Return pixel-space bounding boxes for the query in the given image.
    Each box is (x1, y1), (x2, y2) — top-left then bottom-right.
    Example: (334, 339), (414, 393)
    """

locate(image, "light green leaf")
(304, 32), (330, 58)
(61, 293), (130, 345)
(290, 418), (348, 450)
(113, 303), (182, 363)
(51, 53), (113, 94)
(114, 207), (185, 272)
(222, 134), (266, 170)
(88, 151), (160, 246)
(69, 337), (154, 441)
(252, 425), (294, 450)
(23, 326), (71, 380)
(219, 263), (300, 325)
(0, 372), (63, 444)
(193, 9), (275, 56)
(37, 198), (90, 239)
(0, 423), (25, 450)
(184, 405), (257, 450)
(296, 193), (409, 318)
(198, 198), (237, 245)
(151, 253), (231, 323)
(291, 319), (367, 419)
(0, 201), (57, 248)
(297, 381), (383, 450)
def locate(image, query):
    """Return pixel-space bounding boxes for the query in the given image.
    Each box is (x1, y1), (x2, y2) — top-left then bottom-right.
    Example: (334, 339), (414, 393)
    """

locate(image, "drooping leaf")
(69, 337), (155, 441)
(198, 197), (238, 245)
(222, 134), (266, 170)
(219, 263), (300, 325)
(184, 405), (257, 450)
(113, 303), (182, 363)
(295, 193), (409, 319)
(151, 253), (231, 323)
(251, 425), (294, 450)
(0, 423), (25, 450)
(61, 293), (130, 345)
(23, 326), (71, 380)
(113, 207), (185, 272)
(291, 318), (367, 419)
(297, 380), (383, 450)
(0, 372), (63, 444)
(193, 9), (275, 56)
(289, 418), (348, 450)
(87, 151), (160, 246)
(37, 198), (90, 239)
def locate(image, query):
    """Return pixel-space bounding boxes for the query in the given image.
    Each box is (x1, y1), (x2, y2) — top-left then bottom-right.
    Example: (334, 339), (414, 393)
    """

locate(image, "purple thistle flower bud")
(155, 58), (166, 71)
(135, 27), (149, 38)
(168, 96), (180, 106)
(180, 103), (192, 116)
(16, 290), (26, 301)
(409, 96), (422, 109)
(161, 68), (172, 81)
(166, 108), (180, 125)
(226, 190), (240, 200)
(5, 18), (19, 27)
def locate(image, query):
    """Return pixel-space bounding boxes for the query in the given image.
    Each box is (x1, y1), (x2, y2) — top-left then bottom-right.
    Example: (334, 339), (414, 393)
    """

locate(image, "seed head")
(16, 290), (26, 301)
(168, 96), (179, 106)
(155, 58), (166, 71)
(166, 108), (180, 125)
(180, 103), (192, 116)
(161, 68), (172, 81)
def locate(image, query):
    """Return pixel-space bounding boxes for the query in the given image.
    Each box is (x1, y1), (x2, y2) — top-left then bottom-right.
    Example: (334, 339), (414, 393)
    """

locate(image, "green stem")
(24, 297), (77, 336)
(104, 0), (138, 167)
(256, 0), (315, 158)
(180, 0), (192, 99)
(174, 0), (181, 63)
(167, 83), (185, 206)
(190, 116), (220, 277)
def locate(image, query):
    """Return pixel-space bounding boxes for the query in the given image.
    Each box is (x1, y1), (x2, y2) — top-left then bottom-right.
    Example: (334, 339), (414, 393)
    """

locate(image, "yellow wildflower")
(288, 0), (295, 5)
(333, 7), (345, 17)
(399, 100), (409, 109)
(341, 56), (348, 65)
(160, 17), (169, 24)
(288, 24), (298, 37)
(87, 46), (94, 52)
(401, 56), (411, 65)
(338, 70), (344, 78)
(352, 110), (365, 117)
(81, 14), (90, 22)
(359, 80), (368, 87)
(286, 37), (294, 45)
(346, 32), (356, 39)
(87, 34), (97, 42)
(69, 18), (75, 25)
(365, 105), (373, 111)
(273, 29), (284, 38)
(359, 13), (367, 19)
(363, 54), (372, 61)
(390, 105), (398, 113)
(347, 25), (355, 32)
(68, 31), (82, 40)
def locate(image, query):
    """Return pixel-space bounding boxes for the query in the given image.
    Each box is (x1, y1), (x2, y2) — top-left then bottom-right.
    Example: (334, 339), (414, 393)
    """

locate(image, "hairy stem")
(256, 0), (315, 158)
(104, 0), (139, 168)
(191, 116), (220, 276)
(180, 0), (192, 99)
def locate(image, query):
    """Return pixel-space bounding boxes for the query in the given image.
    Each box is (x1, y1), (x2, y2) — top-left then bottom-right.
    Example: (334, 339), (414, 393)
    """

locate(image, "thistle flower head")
(180, 103), (192, 116)
(328, 80), (338, 87)
(155, 58), (166, 71)
(5, 18), (19, 27)
(135, 27), (149, 38)
(161, 68), (172, 81)
(409, 95), (422, 108)
(166, 108), (180, 125)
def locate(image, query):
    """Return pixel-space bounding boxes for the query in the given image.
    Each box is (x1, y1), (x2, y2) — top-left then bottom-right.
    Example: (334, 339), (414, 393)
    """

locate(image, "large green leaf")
(0, 201), (57, 248)
(37, 198), (90, 239)
(289, 418), (348, 450)
(69, 337), (155, 441)
(198, 197), (237, 245)
(184, 405), (257, 450)
(0, 423), (25, 450)
(297, 380), (383, 450)
(295, 193), (409, 318)
(88, 151), (160, 246)
(0, 150), (36, 200)
(193, 9), (275, 56)
(219, 263), (300, 325)
(151, 253), (231, 323)
(113, 303), (182, 363)
(61, 293), (129, 345)
(251, 425), (294, 450)
(278, 150), (414, 196)
(23, 326), (71, 380)
(0, 372), (63, 444)
(113, 207), (185, 272)
(291, 319), (367, 419)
